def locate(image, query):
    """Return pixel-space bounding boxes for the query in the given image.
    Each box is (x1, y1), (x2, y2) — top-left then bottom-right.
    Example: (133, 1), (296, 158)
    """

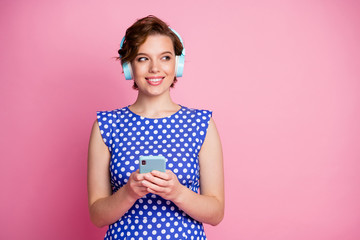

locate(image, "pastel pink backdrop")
(1, 0), (359, 239)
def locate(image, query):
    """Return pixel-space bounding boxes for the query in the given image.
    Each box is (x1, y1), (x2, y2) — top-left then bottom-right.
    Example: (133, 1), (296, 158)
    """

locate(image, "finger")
(132, 181), (147, 188)
(133, 187), (147, 193)
(147, 187), (162, 195)
(138, 187), (149, 194)
(141, 180), (167, 193)
(134, 172), (146, 181)
(129, 177), (147, 188)
(144, 173), (168, 187)
(150, 170), (171, 180)
(135, 183), (150, 191)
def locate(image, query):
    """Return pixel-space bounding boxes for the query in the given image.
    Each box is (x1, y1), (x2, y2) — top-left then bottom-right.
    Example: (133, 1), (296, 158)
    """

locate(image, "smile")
(145, 77), (164, 86)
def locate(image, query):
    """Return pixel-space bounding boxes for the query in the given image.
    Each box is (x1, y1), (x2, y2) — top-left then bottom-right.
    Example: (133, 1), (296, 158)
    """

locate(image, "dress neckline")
(125, 104), (183, 120)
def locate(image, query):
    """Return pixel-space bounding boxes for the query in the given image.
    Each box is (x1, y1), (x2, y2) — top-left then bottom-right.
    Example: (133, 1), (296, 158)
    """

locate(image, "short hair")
(118, 15), (184, 89)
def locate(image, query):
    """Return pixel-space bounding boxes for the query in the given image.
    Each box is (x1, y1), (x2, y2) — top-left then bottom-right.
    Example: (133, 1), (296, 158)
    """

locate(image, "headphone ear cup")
(119, 36), (133, 80)
(175, 54), (185, 78)
(122, 62), (133, 80)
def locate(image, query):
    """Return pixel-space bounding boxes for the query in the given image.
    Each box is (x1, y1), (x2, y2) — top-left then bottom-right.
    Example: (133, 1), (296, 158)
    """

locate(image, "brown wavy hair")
(118, 15), (184, 89)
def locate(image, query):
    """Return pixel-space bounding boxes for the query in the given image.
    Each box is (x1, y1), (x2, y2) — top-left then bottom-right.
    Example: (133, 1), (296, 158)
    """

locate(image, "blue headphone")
(119, 28), (185, 80)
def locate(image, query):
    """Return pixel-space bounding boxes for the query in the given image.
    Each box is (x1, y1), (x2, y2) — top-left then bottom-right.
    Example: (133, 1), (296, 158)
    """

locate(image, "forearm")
(173, 185), (224, 226)
(89, 184), (135, 228)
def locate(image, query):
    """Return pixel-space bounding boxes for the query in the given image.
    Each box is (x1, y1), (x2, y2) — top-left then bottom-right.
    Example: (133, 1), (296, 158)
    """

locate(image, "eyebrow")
(136, 51), (174, 56)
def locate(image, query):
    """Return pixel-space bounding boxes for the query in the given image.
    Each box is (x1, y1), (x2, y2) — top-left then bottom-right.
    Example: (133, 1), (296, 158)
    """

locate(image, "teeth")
(148, 78), (163, 82)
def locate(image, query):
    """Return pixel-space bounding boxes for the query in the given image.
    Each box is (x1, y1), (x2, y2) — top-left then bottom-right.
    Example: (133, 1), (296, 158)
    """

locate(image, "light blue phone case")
(139, 156), (166, 174)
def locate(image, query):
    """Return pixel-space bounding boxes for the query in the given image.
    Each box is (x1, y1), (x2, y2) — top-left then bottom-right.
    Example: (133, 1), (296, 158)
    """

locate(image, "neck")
(129, 91), (180, 118)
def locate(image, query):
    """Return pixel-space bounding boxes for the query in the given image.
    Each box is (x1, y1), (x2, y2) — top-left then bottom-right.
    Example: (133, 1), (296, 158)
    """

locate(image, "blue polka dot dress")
(97, 105), (212, 240)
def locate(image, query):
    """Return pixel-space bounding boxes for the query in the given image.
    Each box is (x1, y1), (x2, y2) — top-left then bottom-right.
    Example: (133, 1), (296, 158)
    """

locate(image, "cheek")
(132, 63), (147, 76)
(164, 63), (176, 75)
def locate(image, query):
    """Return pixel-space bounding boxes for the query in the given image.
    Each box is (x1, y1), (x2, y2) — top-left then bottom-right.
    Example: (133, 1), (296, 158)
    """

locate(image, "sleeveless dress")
(97, 105), (212, 240)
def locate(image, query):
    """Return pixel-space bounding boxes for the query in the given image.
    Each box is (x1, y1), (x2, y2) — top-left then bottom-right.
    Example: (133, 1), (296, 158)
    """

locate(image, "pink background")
(1, 0), (360, 239)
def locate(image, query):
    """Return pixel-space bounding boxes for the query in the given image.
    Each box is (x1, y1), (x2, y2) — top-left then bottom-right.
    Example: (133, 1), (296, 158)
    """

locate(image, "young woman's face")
(131, 34), (176, 96)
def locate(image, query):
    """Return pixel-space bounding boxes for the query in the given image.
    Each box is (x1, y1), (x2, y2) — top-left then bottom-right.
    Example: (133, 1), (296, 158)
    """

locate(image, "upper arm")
(87, 120), (112, 207)
(198, 118), (224, 204)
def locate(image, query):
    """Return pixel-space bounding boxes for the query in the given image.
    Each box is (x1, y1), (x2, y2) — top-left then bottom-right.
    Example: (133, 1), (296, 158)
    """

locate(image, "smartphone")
(139, 156), (166, 174)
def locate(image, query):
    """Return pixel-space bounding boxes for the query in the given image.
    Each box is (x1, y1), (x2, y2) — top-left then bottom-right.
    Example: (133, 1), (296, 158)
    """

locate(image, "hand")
(141, 170), (185, 202)
(124, 170), (149, 202)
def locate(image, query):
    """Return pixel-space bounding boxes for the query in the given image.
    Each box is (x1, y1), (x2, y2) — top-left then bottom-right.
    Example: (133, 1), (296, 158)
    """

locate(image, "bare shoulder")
(88, 119), (111, 206)
(198, 117), (224, 198)
(88, 119), (110, 160)
(208, 118), (219, 134)
(198, 117), (223, 175)
(200, 118), (222, 154)
(90, 119), (101, 138)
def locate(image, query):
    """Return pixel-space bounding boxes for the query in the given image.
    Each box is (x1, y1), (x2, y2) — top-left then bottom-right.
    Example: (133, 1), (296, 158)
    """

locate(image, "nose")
(149, 60), (160, 73)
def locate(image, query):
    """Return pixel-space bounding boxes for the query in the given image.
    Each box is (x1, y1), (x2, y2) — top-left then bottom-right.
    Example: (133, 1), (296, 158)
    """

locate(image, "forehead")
(137, 34), (174, 54)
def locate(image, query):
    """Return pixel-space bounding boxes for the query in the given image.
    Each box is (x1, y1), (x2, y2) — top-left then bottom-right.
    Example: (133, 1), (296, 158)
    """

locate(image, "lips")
(145, 77), (164, 86)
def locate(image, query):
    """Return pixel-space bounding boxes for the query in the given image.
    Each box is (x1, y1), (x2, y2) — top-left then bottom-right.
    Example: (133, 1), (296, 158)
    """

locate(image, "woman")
(88, 15), (224, 240)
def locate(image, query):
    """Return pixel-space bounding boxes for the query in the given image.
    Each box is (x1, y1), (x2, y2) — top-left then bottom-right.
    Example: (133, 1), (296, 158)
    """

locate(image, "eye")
(161, 56), (171, 61)
(137, 57), (148, 62)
